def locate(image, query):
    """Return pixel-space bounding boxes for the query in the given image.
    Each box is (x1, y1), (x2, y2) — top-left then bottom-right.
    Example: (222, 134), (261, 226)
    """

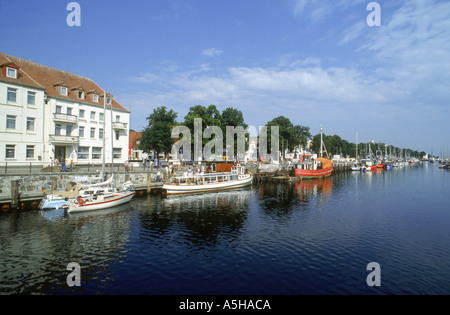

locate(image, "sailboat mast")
(102, 91), (106, 178)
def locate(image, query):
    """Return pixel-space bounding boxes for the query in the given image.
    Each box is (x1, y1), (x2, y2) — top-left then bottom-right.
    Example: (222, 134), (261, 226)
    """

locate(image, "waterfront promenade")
(0, 160), (352, 210)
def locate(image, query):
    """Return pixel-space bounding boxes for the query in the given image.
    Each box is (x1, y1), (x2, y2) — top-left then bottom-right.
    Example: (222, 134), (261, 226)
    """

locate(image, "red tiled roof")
(0, 52), (129, 112)
(129, 131), (142, 149)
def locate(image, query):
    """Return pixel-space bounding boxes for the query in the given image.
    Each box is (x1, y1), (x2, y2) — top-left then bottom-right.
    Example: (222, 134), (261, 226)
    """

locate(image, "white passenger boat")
(162, 165), (252, 195)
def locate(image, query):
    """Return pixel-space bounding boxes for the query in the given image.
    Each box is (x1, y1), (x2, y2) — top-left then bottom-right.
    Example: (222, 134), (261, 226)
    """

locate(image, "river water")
(0, 163), (449, 295)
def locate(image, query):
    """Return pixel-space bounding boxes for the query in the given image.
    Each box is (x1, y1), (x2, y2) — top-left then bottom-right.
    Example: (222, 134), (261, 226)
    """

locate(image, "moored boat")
(294, 125), (333, 180)
(295, 157), (333, 179)
(162, 164), (252, 195)
(39, 176), (115, 210)
(66, 188), (134, 213)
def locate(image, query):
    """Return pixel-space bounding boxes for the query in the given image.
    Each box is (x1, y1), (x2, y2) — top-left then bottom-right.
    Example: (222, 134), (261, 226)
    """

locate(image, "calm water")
(1, 163), (449, 295)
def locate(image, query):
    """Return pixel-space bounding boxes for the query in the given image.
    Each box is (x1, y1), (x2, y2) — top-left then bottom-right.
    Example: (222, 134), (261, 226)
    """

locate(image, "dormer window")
(60, 86), (68, 96)
(6, 67), (17, 79)
(93, 94), (99, 102)
(78, 91), (85, 99)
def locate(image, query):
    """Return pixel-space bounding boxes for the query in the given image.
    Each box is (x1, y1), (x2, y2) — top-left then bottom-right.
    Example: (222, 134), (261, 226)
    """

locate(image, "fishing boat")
(162, 164), (252, 195)
(294, 125), (333, 180)
(66, 181), (134, 213)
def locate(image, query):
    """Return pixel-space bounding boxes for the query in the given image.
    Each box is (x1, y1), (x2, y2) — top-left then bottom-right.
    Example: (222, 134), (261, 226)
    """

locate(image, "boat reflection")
(295, 177), (333, 204)
(133, 188), (253, 247)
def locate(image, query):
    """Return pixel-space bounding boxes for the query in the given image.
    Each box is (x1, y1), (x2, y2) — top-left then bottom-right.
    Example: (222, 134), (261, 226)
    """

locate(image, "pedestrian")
(124, 160), (129, 172)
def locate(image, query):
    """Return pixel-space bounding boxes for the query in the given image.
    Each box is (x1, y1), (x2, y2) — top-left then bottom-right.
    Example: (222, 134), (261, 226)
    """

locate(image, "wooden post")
(52, 177), (57, 191)
(146, 172), (152, 194)
(11, 180), (19, 209)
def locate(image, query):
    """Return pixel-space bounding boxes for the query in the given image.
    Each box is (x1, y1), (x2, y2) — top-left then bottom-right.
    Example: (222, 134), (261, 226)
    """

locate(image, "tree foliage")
(139, 106), (178, 158)
(265, 116), (311, 152)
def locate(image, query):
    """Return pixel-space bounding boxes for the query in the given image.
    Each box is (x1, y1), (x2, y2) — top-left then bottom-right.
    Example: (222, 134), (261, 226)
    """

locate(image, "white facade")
(0, 80), (46, 164)
(44, 96), (130, 166)
(0, 52), (130, 167)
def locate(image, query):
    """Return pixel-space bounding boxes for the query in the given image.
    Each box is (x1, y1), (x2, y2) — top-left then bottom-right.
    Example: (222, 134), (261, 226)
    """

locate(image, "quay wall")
(0, 171), (163, 208)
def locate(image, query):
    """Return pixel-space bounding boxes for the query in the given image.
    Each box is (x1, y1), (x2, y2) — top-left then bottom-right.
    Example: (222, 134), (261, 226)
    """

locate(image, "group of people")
(50, 157), (74, 172)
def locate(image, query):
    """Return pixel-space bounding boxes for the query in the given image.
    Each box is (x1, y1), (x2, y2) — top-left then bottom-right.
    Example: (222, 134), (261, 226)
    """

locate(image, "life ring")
(77, 196), (84, 206)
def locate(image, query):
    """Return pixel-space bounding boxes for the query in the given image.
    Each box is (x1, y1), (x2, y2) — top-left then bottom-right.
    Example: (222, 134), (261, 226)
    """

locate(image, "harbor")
(0, 159), (371, 210)
(1, 161), (449, 295)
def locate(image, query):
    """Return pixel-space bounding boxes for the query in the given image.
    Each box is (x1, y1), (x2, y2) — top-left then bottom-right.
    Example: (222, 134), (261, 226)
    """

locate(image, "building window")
(115, 115), (120, 122)
(115, 130), (120, 140)
(6, 145), (15, 158)
(79, 109), (85, 119)
(60, 87), (68, 96)
(90, 127), (95, 138)
(27, 91), (36, 106)
(27, 117), (35, 132)
(6, 67), (17, 79)
(67, 125), (72, 136)
(56, 105), (62, 114)
(92, 147), (102, 160)
(106, 97), (112, 105)
(26, 145), (35, 158)
(78, 146), (89, 160)
(113, 148), (122, 159)
(90, 111), (96, 120)
(79, 126), (85, 138)
(6, 115), (16, 129)
(99, 112), (104, 121)
(78, 91), (85, 99)
(99, 128), (104, 140)
(55, 124), (61, 135)
(67, 107), (72, 115)
(93, 94), (99, 102)
(7, 87), (17, 103)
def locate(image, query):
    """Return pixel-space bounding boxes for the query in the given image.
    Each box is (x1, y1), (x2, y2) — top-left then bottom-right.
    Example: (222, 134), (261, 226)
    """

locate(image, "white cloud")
(201, 48), (223, 57)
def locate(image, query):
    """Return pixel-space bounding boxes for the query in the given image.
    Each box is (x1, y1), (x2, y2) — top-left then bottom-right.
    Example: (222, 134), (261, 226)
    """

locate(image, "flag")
(42, 187), (45, 195)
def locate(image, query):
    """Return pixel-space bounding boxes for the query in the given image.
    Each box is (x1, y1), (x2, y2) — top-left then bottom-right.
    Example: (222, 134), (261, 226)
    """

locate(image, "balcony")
(49, 135), (80, 144)
(53, 113), (78, 124)
(112, 122), (128, 130)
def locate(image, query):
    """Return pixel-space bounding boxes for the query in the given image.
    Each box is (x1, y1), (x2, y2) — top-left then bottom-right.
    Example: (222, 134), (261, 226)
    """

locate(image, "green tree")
(265, 116), (311, 153)
(139, 106), (178, 160)
(182, 105), (249, 160)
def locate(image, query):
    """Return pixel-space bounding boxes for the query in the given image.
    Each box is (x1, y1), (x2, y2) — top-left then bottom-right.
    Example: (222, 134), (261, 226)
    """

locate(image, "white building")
(0, 52), (130, 167)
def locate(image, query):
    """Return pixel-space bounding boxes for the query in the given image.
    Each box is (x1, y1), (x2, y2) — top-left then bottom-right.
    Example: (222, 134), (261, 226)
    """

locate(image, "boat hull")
(295, 166), (333, 180)
(67, 191), (134, 213)
(162, 176), (253, 195)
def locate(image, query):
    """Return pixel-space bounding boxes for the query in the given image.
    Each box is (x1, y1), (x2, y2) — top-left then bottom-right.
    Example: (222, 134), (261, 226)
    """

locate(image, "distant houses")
(0, 52), (130, 167)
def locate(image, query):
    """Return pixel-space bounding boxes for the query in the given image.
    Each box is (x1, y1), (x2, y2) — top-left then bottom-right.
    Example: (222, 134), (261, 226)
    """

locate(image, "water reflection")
(132, 188), (253, 248)
(257, 178), (333, 219)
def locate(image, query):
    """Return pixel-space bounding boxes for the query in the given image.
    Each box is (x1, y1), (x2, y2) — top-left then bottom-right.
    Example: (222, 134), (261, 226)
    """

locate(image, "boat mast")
(102, 91), (106, 179)
(320, 125), (323, 158)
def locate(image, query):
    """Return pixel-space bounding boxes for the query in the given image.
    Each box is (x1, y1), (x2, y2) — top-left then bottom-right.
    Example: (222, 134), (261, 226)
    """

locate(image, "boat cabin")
(295, 156), (332, 171)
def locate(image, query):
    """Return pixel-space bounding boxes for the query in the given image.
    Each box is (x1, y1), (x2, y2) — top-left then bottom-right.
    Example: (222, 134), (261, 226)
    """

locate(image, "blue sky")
(1, 0), (449, 155)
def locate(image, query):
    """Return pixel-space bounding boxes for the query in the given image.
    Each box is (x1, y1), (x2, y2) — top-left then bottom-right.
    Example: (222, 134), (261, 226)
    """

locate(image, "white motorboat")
(162, 165), (252, 195)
